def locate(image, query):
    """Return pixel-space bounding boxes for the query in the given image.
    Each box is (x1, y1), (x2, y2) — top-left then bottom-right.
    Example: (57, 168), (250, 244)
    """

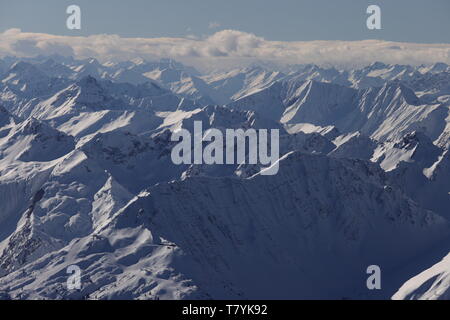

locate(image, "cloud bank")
(1, 28), (450, 70)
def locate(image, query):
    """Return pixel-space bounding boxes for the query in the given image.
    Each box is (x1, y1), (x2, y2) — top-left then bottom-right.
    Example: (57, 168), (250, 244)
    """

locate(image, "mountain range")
(0, 55), (449, 299)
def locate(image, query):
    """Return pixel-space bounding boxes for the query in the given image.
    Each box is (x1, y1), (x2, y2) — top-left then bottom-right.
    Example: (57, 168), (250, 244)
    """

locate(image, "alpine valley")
(0, 55), (449, 300)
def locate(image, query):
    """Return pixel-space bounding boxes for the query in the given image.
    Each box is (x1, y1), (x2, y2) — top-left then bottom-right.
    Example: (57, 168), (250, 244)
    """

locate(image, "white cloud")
(1, 28), (450, 70)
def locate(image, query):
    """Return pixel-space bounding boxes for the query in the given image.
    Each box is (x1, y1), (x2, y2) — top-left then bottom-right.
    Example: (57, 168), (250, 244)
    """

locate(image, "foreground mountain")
(0, 151), (447, 299)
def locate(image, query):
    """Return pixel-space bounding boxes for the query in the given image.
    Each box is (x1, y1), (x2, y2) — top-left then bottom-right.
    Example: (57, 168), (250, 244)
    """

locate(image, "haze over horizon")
(1, 0), (449, 70)
(1, 28), (450, 71)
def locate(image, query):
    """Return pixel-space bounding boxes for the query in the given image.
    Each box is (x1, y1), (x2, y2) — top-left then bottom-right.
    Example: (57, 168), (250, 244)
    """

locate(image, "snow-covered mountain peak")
(172, 104), (284, 134)
(366, 61), (389, 71)
(37, 58), (75, 79)
(1, 62), (51, 95)
(145, 68), (186, 84)
(15, 117), (71, 139)
(76, 74), (100, 87)
(378, 81), (421, 105)
(280, 80), (356, 124)
(55, 76), (119, 111)
(428, 62), (450, 74)
(71, 58), (106, 80)
(6, 61), (42, 76)
(394, 131), (434, 150)
(371, 130), (443, 173)
(0, 117), (75, 163)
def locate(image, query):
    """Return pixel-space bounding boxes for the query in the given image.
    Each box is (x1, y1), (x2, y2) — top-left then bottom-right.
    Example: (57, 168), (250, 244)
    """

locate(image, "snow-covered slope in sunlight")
(202, 66), (285, 104)
(231, 79), (449, 144)
(0, 117), (75, 163)
(374, 132), (450, 219)
(393, 252), (450, 300)
(330, 132), (377, 160)
(1, 62), (68, 98)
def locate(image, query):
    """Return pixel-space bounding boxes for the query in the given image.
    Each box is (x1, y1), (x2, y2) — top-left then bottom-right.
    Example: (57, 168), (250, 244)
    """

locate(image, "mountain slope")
(0, 152), (447, 299)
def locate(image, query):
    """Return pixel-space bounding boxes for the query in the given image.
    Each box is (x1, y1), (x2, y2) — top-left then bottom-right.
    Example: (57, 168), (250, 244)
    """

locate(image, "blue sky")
(0, 0), (449, 43)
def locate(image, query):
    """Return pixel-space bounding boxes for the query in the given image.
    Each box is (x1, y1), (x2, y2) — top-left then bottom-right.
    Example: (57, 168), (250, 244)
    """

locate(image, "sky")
(0, 0), (449, 43)
(0, 0), (449, 69)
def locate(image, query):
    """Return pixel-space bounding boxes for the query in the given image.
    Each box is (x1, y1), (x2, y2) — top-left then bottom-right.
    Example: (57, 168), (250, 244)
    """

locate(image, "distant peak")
(367, 61), (388, 70)
(380, 81), (420, 105)
(85, 58), (100, 65)
(9, 61), (38, 73)
(430, 62), (449, 72)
